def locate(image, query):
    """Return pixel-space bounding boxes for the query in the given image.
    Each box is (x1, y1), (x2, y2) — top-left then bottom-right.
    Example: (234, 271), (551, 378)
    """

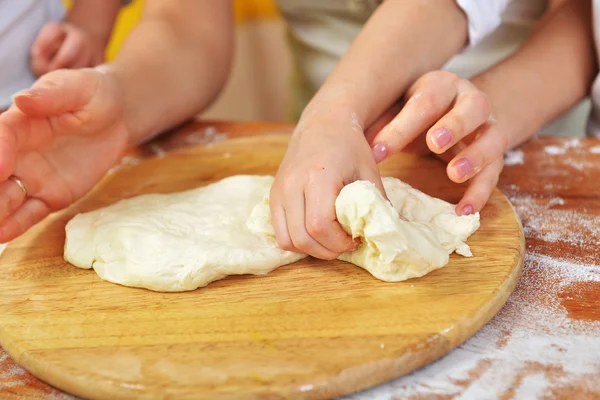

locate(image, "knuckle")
(306, 217), (327, 238)
(291, 234), (312, 252)
(446, 115), (465, 138)
(413, 92), (441, 119)
(305, 168), (326, 185)
(70, 31), (85, 45)
(478, 93), (492, 117)
(277, 236), (295, 252)
(281, 179), (296, 194)
(466, 91), (491, 119)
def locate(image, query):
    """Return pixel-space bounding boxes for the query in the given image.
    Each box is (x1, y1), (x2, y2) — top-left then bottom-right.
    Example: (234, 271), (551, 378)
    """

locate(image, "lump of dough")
(381, 178), (480, 246)
(335, 179), (479, 282)
(64, 175), (479, 292)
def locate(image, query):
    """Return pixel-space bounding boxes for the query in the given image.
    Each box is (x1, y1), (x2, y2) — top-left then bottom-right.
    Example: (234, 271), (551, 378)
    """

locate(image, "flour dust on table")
(64, 175), (480, 292)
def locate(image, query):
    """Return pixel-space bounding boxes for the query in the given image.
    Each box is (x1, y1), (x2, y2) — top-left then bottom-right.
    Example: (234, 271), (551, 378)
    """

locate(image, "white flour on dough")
(64, 175), (479, 292)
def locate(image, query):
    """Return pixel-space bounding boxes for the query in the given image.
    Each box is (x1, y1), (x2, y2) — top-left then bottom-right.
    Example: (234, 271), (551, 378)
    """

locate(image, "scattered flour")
(0, 352), (74, 399)
(149, 143), (166, 158)
(504, 150), (524, 166)
(107, 155), (142, 175)
(348, 253), (600, 400)
(544, 145), (566, 155)
(347, 184), (600, 399)
(563, 159), (587, 171)
(542, 140), (596, 171)
(564, 138), (582, 149)
(508, 194), (600, 248)
(184, 126), (228, 146)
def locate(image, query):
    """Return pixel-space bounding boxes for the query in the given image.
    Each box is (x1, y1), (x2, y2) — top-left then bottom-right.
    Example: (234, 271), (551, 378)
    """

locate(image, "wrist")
(65, 20), (111, 48)
(470, 78), (532, 149)
(300, 82), (369, 131)
(93, 64), (136, 144)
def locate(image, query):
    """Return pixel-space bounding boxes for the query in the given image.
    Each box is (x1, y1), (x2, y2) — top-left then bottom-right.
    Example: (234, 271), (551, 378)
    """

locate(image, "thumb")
(13, 69), (100, 119)
(359, 165), (391, 203)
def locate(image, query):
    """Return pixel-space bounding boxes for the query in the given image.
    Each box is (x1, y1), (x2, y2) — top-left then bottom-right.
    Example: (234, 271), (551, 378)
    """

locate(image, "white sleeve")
(456, 0), (512, 47)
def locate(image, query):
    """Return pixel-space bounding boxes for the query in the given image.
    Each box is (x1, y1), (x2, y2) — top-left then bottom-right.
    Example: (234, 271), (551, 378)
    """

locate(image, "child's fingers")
(284, 187), (338, 260)
(446, 124), (509, 183)
(30, 22), (66, 76)
(455, 157), (503, 216)
(304, 182), (356, 255)
(365, 101), (403, 144)
(269, 192), (298, 253)
(369, 75), (458, 163)
(426, 81), (491, 154)
(358, 165), (389, 201)
(49, 29), (86, 70)
(70, 46), (93, 69)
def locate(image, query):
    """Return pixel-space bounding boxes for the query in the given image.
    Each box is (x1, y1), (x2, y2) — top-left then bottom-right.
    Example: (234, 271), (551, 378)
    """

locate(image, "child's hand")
(368, 71), (505, 216)
(270, 107), (385, 260)
(0, 68), (128, 242)
(30, 22), (105, 77)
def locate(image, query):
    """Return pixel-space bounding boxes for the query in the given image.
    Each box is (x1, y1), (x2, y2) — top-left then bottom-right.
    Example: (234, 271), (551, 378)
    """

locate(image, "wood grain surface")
(0, 124), (523, 400)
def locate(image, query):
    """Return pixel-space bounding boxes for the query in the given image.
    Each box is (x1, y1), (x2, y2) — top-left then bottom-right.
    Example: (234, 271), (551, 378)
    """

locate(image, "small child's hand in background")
(270, 100), (385, 260)
(367, 71), (506, 216)
(30, 21), (105, 77)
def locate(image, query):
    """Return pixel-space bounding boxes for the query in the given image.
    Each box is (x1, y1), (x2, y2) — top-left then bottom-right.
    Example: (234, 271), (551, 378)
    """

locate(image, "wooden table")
(1, 121), (598, 399)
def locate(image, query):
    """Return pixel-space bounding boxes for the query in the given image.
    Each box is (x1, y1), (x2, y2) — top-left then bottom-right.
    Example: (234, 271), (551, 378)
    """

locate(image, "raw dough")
(64, 175), (479, 292)
(335, 179), (479, 282)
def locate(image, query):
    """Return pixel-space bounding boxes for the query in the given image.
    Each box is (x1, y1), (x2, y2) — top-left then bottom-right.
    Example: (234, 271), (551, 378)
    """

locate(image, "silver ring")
(9, 175), (27, 198)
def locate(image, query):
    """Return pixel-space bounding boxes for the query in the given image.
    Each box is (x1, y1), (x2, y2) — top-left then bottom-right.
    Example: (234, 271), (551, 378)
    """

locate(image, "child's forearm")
(472, 0), (596, 147)
(66, 0), (123, 47)
(305, 0), (469, 127)
(105, 0), (234, 145)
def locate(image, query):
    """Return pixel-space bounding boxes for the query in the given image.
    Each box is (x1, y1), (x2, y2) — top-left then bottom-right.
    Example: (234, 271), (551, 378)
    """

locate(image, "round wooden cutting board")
(0, 134), (524, 400)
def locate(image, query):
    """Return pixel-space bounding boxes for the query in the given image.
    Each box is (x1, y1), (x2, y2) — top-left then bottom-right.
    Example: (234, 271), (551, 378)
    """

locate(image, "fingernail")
(431, 127), (452, 149)
(351, 237), (362, 251)
(454, 158), (474, 179)
(460, 204), (474, 216)
(13, 88), (43, 100)
(372, 143), (387, 164)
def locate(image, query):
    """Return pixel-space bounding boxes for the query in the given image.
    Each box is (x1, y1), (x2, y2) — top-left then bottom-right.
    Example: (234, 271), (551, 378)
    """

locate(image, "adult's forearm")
(105, 1), (234, 145)
(472, 0), (596, 146)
